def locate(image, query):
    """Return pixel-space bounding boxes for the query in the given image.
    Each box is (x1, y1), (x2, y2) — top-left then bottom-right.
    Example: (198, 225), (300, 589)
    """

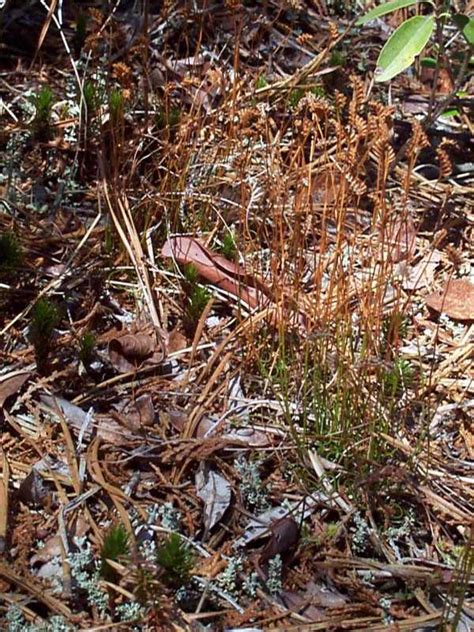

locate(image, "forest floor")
(0, 1), (473, 630)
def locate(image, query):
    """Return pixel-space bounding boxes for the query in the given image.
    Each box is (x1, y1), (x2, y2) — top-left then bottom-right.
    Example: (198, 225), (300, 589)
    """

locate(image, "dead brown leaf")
(168, 408), (270, 447)
(109, 331), (161, 373)
(0, 371), (31, 408)
(259, 516), (300, 567)
(161, 235), (270, 310)
(425, 279), (474, 321)
(384, 213), (417, 263)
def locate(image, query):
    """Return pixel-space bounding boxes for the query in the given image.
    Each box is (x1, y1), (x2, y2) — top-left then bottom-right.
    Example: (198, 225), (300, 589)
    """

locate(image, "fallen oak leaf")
(425, 279), (474, 321)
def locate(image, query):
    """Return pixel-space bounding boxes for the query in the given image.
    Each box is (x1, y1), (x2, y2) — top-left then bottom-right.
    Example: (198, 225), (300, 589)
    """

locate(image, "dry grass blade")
(0, 562), (73, 619)
(102, 178), (164, 337)
(0, 449), (9, 554)
(32, 0), (58, 64)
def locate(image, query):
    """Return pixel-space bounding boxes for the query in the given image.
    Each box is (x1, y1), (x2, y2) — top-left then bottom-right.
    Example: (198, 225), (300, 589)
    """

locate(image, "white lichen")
(266, 555), (283, 595)
(235, 457), (269, 512)
(68, 537), (108, 616)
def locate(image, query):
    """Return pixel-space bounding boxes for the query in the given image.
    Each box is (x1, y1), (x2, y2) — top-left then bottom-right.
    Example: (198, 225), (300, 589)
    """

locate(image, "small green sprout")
(29, 298), (61, 374)
(255, 75), (268, 90)
(100, 523), (130, 581)
(218, 231), (237, 261)
(108, 89), (124, 127)
(156, 533), (195, 587)
(383, 358), (413, 398)
(83, 80), (102, 115)
(79, 331), (96, 366)
(0, 232), (22, 274)
(155, 106), (180, 130)
(329, 49), (346, 67)
(181, 264), (211, 336)
(288, 88), (305, 108)
(311, 85), (326, 98)
(31, 86), (54, 140)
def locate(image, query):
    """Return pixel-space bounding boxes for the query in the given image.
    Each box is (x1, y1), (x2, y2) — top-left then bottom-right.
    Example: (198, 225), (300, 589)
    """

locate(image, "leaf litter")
(0, 1), (472, 630)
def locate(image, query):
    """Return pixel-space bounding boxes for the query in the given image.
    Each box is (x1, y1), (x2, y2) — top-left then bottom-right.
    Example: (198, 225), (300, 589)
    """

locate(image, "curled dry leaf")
(114, 394), (156, 432)
(259, 516), (300, 567)
(168, 408), (270, 447)
(161, 235), (270, 310)
(425, 279), (474, 321)
(0, 371), (31, 408)
(195, 464), (232, 535)
(109, 331), (161, 373)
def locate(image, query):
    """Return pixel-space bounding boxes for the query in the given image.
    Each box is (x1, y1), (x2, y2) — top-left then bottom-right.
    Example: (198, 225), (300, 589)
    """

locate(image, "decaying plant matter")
(0, 1), (472, 629)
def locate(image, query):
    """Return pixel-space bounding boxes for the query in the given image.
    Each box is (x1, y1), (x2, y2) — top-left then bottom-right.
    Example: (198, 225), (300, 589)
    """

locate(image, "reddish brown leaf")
(384, 214), (417, 263)
(425, 279), (474, 321)
(161, 236), (270, 310)
(168, 328), (188, 353)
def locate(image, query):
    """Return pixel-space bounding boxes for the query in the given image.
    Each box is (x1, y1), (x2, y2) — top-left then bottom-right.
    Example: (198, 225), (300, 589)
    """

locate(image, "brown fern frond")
(350, 74), (366, 108)
(436, 147), (452, 178)
(297, 33), (313, 46)
(353, 115), (368, 136)
(344, 171), (367, 196)
(328, 21), (339, 42)
(408, 120), (430, 154)
(334, 91), (347, 112)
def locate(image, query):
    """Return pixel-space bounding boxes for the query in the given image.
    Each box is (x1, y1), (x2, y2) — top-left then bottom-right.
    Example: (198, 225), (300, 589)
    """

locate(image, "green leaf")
(375, 15), (435, 82)
(452, 14), (474, 47)
(420, 56), (437, 68)
(356, 0), (425, 26)
(441, 107), (459, 118)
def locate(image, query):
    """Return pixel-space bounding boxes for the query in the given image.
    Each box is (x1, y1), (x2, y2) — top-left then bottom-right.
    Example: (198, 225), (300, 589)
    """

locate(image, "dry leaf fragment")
(39, 394), (93, 439)
(161, 235), (270, 310)
(17, 469), (51, 508)
(168, 408), (271, 447)
(259, 516), (300, 567)
(109, 331), (162, 373)
(0, 371), (31, 408)
(135, 394), (155, 427)
(114, 394), (156, 432)
(195, 464), (232, 536)
(384, 213), (417, 263)
(400, 249), (441, 291)
(280, 590), (324, 622)
(425, 279), (474, 321)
